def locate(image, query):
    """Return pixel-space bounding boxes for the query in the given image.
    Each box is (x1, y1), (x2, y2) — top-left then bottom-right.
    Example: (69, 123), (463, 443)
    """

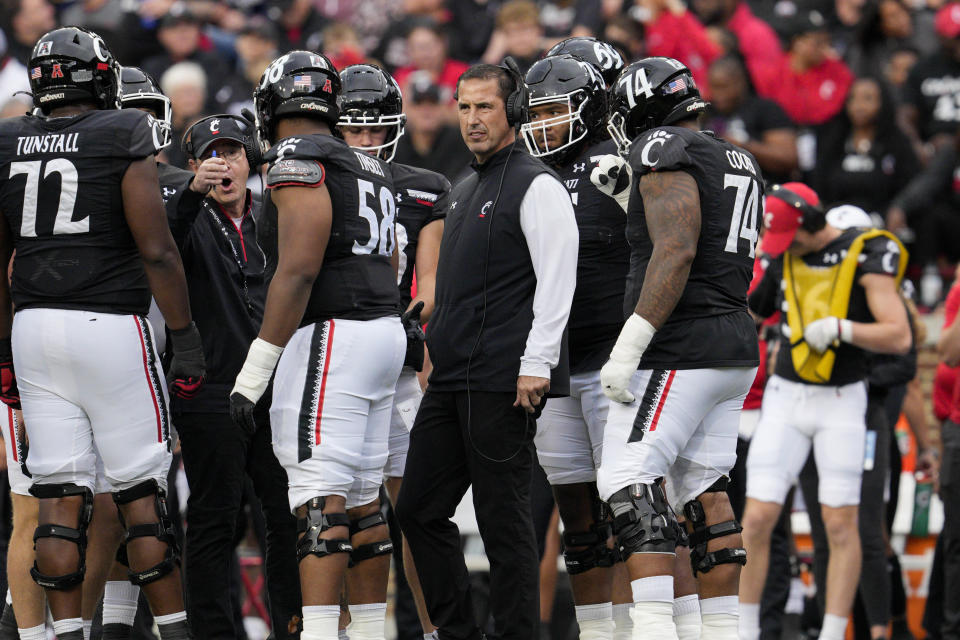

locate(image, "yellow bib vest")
(783, 230), (907, 384)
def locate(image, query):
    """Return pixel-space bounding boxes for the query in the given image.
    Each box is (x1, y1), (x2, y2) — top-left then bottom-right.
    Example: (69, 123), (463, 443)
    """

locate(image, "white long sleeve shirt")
(518, 173), (579, 380)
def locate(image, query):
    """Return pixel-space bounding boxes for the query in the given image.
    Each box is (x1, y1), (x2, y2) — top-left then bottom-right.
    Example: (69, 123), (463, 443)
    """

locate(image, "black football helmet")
(337, 64), (406, 163)
(119, 66), (172, 148)
(253, 50), (341, 143)
(546, 37), (625, 89)
(520, 54), (607, 164)
(28, 26), (121, 114)
(607, 57), (707, 157)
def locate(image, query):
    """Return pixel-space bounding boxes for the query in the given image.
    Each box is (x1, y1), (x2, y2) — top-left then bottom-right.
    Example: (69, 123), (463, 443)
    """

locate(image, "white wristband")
(232, 338), (284, 403)
(838, 318), (854, 344)
(609, 314), (657, 364)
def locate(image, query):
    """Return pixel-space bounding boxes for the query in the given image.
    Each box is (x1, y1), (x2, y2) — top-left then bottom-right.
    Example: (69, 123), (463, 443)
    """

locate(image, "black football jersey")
(390, 162), (449, 309)
(749, 228), (903, 386)
(626, 127), (761, 369)
(260, 134), (401, 325)
(0, 109), (163, 315)
(556, 138), (630, 374)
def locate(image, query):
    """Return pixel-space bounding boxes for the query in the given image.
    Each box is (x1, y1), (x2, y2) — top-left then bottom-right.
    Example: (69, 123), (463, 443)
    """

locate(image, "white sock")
(738, 602), (759, 640)
(103, 580), (140, 626)
(631, 575), (674, 603)
(630, 602), (679, 640)
(613, 603), (633, 640)
(53, 618), (83, 635)
(673, 595), (701, 640)
(819, 613), (848, 640)
(83, 620), (92, 640)
(302, 605), (341, 640)
(575, 602), (614, 640)
(346, 603), (386, 640)
(700, 596), (738, 640)
(17, 624), (46, 640)
(153, 611), (187, 626)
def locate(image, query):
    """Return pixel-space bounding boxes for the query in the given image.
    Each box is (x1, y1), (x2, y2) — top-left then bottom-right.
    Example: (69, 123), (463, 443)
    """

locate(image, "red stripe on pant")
(133, 317), (163, 442)
(313, 319), (335, 446)
(648, 370), (676, 432)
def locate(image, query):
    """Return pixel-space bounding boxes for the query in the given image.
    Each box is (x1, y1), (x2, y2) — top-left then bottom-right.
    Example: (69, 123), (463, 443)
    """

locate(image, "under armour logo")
(450, 201), (457, 210)
(161, 186), (177, 200)
(210, 119), (220, 134)
(573, 162), (586, 173)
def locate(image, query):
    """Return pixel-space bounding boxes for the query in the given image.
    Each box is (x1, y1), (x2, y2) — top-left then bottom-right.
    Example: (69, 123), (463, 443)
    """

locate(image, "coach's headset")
(767, 183), (827, 233)
(181, 111), (263, 168)
(465, 57), (534, 463)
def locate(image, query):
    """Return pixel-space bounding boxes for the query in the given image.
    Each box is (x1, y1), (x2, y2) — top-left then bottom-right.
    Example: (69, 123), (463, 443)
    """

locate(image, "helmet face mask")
(337, 64), (406, 163)
(521, 54), (607, 164)
(521, 92), (590, 160)
(119, 67), (172, 148)
(29, 27), (121, 114)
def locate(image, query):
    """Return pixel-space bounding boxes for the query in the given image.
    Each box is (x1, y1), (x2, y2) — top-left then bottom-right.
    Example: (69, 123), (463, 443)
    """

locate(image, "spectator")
(265, 0), (326, 51)
(752, 11), (854, 126)
(446, 0), (504, 62)
(141, 7), (229, 107)
(846, 0), (920, 79)
(59, 0), (126, 44)
(885, 44), (920, 105)
(812, 76), (919, 215)
(367, 0), (445, 72)
(638, 0), (722, 94)
(394, 20), (469, 107)
(0, 30), (30, 111)
(160, 61), (208, 169)
(900, 1), (960, 154)
(215, 18), (278, 115)
(393, 72), (473, 180)
(320, 22), (366, 71)
(691, 0), (782, 93)
(705, 55), (798, 183)
(538, 0), (603, 39)
(603, 15), (643, 62)
(482, 0), (545, 72)
(0, 0), (55, 66)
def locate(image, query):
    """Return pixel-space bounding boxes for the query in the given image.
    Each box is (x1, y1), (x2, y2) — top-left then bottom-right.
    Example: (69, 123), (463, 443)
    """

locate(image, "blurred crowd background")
(0, 0), (957, 305)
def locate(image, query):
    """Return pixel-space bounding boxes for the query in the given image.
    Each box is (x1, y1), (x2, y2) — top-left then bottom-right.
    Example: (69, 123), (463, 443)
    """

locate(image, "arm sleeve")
(518, 173), (579, 379)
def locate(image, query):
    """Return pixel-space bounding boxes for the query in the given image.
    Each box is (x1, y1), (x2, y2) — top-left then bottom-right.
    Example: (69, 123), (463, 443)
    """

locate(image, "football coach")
(396, 59), (579, 640)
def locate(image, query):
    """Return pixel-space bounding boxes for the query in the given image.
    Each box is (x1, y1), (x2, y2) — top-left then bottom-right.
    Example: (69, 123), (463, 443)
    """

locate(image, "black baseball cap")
(185, 115), (247, 159)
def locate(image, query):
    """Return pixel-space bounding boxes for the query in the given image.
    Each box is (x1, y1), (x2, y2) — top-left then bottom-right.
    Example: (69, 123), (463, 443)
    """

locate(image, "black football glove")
(168, 322), (206, 400)
(0, 337), (20, 409)
(229, 391), (257, 436)
(401, 301), (426, 371)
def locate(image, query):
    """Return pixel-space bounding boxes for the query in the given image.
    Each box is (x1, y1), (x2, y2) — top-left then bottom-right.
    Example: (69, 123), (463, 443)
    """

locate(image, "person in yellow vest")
(737, 183), (912, 640)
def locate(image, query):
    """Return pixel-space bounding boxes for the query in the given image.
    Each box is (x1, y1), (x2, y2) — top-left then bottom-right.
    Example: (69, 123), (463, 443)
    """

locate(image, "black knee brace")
(348, 511), (393, 567)
(28, 483), (94, 590)
(563, 487), (617, 573)
(296, 496), (352, 563)
(113, 479), (180, 586)
(683, 480), (746, 576)
(608, 480), (678, 557)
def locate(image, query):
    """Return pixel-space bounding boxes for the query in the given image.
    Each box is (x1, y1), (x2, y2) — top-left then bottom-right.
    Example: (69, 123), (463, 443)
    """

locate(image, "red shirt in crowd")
(726, 2), (783, 92)
(394, 59), (471, 105)
(754, 55), (854, 126)
(645, 10), (722, 96)
(938, 279), (960, 421)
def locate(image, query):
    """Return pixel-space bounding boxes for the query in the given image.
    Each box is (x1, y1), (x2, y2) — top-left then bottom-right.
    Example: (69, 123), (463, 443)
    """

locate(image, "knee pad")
(112, 479), (180, 586)
(348, 511), (393, 567)
(563, 486), (616, 573)
(28, 483), (94, 590)
(683, 493), (746, 576)
(608, 481), (678, 557)
(296, 496), (352, 563)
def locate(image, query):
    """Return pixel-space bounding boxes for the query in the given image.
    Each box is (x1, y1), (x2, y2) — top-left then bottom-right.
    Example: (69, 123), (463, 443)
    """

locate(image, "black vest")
(427, 143), (569, 395)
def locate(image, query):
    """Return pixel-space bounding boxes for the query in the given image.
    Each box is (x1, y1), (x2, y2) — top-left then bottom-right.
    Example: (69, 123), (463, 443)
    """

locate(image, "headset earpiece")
(500, 56), (529, 129)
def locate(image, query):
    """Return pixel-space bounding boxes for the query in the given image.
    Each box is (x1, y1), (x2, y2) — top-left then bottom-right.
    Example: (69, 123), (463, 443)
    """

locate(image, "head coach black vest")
(427, 143), (570, 396)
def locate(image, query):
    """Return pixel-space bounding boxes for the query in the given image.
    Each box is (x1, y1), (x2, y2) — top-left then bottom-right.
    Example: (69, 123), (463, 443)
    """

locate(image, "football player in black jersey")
(0, 27), (203, 640)
(519, 53), (635, 640)
(592, 57), (761, 640)
(230, 51), (406, 640)
(337, 62), (449, 640)
(740, 184), (911, 640)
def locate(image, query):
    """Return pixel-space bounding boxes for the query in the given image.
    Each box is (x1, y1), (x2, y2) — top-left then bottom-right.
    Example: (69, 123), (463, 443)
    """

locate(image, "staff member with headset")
(175, 115), (301, 639)
(396, 60), (578, 640)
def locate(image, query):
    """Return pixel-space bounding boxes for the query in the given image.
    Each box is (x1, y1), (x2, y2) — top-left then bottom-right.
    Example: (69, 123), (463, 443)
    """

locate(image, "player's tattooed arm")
(632, 170), (701, 329)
